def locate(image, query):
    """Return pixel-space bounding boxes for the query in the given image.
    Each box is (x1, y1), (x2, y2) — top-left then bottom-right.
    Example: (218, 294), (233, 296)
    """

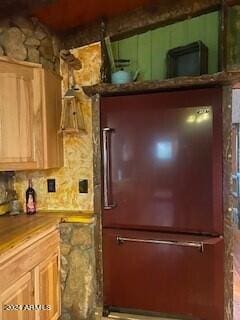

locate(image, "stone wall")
(60, 223), (96, 320)
(0, 16), (61, 72)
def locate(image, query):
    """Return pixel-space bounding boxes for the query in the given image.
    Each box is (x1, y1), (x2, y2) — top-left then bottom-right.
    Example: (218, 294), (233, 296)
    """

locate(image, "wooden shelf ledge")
(82, 71), (240, 97)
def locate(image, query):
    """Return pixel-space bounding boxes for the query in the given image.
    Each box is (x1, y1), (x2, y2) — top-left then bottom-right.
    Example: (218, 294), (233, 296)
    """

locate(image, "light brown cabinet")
(0, 57), (63, 171)
(0, 228), (60, 320)
(0, 272), (35, 320)
(39, 254), (60, 320)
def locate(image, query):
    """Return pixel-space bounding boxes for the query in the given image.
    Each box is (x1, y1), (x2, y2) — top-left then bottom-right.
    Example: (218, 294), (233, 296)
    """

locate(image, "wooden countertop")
(0, 215), (59, 258)
(0, 211), (95, 258)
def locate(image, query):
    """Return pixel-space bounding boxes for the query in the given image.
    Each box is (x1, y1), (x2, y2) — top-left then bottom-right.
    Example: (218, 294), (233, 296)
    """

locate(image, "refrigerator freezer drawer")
(103, 228), (224, 320)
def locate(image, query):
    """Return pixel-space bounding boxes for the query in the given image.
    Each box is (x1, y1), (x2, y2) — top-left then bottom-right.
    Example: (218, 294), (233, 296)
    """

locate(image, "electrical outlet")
(47, 179), (56, 193)
(79, 179), (88, 193)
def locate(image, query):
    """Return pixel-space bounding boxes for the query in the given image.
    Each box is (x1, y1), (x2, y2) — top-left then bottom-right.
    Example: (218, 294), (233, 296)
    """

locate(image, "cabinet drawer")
(103, 228), (224, 320)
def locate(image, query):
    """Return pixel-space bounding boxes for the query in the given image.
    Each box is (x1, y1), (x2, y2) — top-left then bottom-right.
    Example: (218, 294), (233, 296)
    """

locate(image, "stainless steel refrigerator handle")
(103, 128), (116, 210)
(116, 236), (204, 253)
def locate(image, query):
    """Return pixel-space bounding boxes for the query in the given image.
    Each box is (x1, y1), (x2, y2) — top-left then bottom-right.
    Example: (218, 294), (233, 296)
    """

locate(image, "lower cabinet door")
(0, 272), (35, 320)
(103, 228), (224, 320)
(38, 253), (60, 320)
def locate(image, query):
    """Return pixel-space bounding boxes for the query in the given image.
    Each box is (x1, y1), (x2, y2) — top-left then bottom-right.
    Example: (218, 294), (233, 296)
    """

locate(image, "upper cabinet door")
(0, 58), (63, 171)
(0, 71), (37, 170)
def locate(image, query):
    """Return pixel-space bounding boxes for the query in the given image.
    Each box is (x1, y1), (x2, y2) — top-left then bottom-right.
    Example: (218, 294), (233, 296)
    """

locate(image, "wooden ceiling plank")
(0, 0), (57, 19)
(62, 0), (221, 49)
(34, 0), (155, 32)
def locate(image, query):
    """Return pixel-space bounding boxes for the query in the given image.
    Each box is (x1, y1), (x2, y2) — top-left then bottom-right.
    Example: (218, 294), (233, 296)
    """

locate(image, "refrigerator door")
(101, 88), (222, 235)
(103, 228), (224, 320)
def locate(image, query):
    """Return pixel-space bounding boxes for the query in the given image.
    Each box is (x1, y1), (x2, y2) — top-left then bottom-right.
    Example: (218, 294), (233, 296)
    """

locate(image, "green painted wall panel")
(117, 36), (138, 77)
(227, 6), (240, 67)
(112, 11), (219, 81)
(111, 41), (119, 60)
(138, 32), (152, 80)
(151, 27), (169, 80)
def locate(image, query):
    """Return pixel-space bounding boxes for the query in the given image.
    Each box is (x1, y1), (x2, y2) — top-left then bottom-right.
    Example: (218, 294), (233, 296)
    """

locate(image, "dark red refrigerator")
(101, 88), (224, 320)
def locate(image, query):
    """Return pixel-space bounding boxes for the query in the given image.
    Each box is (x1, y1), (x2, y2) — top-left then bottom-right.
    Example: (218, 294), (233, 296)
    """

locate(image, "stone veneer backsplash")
(0, 173), (14, 204)
(0, 16), (61, 72)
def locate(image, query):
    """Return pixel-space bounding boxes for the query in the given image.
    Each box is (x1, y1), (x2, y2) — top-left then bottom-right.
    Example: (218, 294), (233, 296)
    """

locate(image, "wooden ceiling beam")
(62, 0), (221, 49)
(82, 71), (240, 97)
(0, 0), (57, 19)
